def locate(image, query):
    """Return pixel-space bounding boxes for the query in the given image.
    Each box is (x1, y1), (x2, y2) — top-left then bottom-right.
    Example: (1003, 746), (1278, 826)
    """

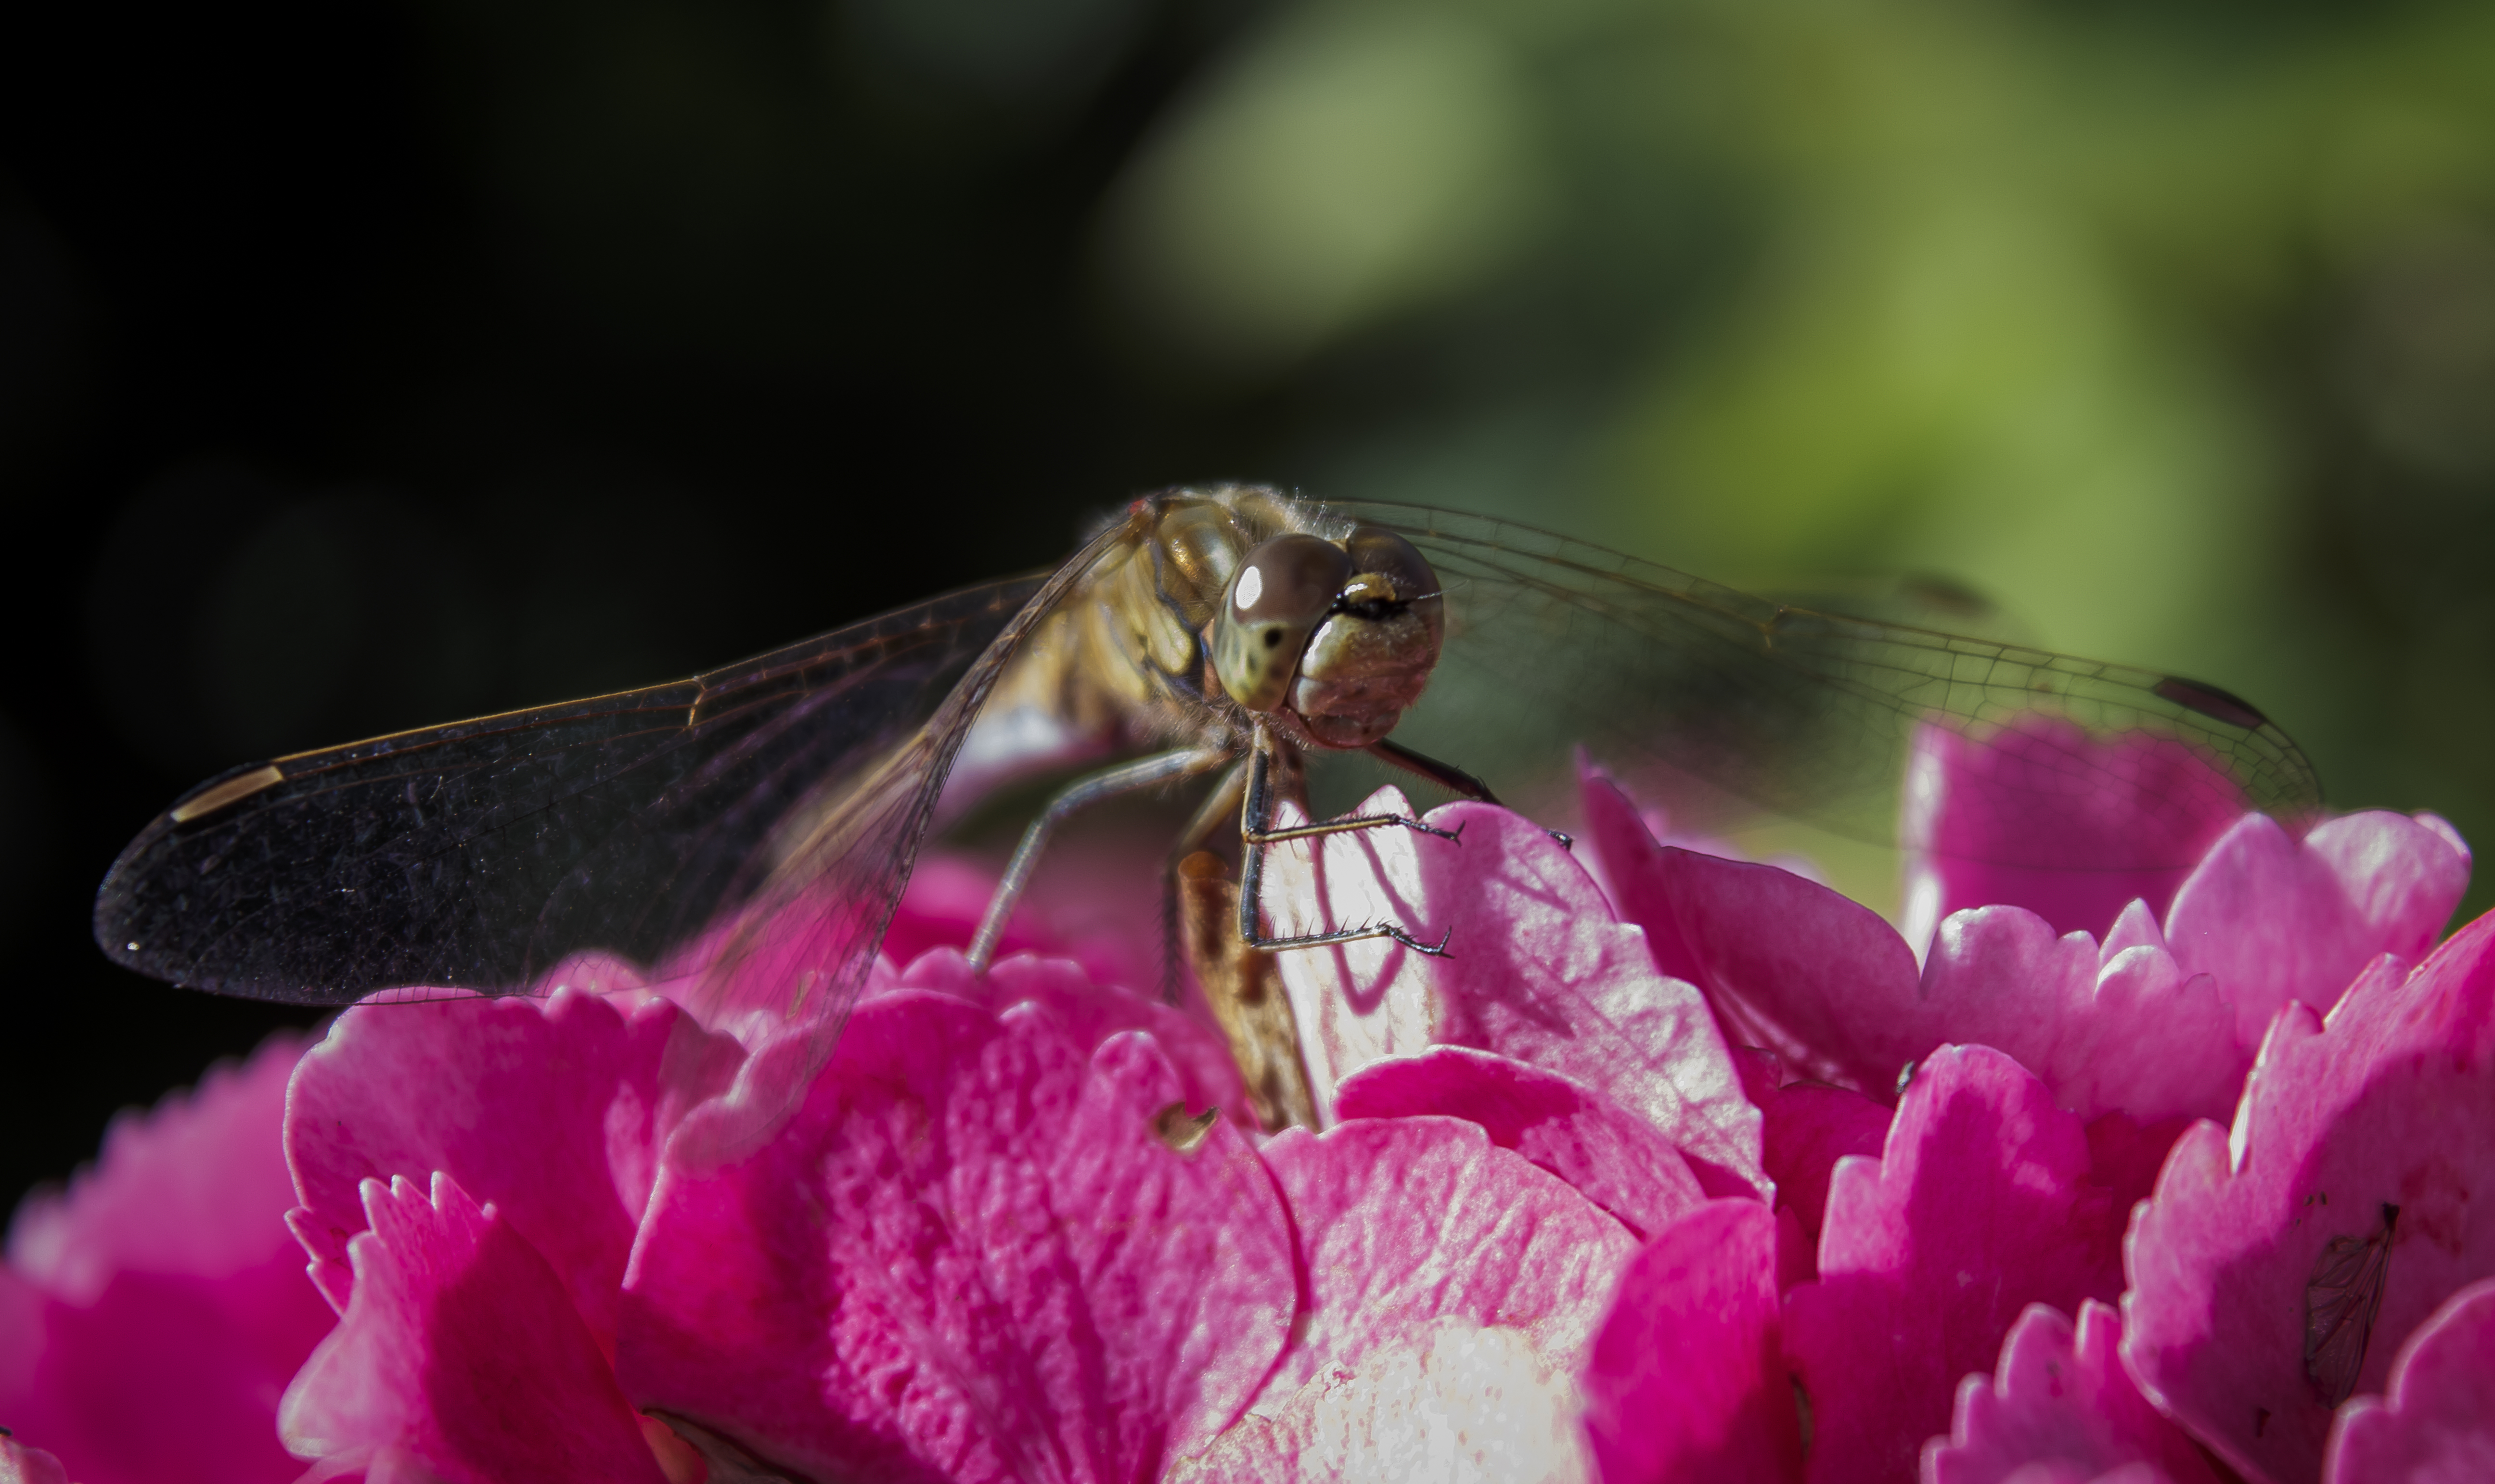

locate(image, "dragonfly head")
(1213, 527), (1444, 748)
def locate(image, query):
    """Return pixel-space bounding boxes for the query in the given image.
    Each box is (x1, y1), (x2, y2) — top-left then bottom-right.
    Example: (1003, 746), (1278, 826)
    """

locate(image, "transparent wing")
(1330, 500), (2322, 866)
(93, 576), (1051, 1006)
(2303, 1209), (2397, 1406)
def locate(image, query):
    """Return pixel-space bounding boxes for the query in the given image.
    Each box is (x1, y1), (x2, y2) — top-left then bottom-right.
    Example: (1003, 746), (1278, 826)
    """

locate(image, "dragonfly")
(93, 485), (2321, 1143)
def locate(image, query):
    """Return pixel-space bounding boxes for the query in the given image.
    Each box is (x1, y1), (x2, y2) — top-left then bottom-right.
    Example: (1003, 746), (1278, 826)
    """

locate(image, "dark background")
(7, 0), (2494, 1211)
(0, 0), (1296, 1206)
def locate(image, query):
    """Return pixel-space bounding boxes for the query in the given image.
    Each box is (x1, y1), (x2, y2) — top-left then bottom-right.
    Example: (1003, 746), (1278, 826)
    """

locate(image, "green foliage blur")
(1116, 12), (2469, 770)
(1099, 0), (2495, 917)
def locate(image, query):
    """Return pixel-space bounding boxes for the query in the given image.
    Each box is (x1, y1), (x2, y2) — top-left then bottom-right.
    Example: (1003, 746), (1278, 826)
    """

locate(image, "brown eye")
(1213, 534), (1352, 712)
(1231, 535), (1351, 625)
(1343, 528), (1436, 603)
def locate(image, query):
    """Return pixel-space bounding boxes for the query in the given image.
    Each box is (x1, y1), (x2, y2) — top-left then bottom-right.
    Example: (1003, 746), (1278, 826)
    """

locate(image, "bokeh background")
(6, 0), (2493, 1208)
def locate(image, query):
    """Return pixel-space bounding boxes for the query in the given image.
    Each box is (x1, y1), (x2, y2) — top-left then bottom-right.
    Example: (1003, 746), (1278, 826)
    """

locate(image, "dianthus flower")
(6, 722), (2492, 1484)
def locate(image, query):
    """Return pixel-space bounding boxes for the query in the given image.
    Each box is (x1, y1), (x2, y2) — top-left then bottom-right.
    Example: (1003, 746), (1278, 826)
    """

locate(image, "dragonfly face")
(1209, 528), (1444, 748)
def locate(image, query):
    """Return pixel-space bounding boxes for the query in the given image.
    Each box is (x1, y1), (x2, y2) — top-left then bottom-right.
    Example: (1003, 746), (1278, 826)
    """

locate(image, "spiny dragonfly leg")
(1237, 728), (1455, 958)
(968, 746), (1232, 972)
(1365, 737), (1572, 851)
(1366, 736), (1499, 802)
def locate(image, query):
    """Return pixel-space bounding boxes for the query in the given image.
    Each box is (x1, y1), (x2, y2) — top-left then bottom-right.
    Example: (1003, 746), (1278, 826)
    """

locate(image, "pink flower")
(1, 1035), (333, 1484)
(1261, 787), (1766, 1200)
(2124, 909), (2495, 1484)
(1584, 763), (2468, 1126)
(1569, 725), (2490, 1484)
(18, 704), (2491, 1484)
(255, 785), (1733, 1483)
(1782, 1045), (2128, 1484)
(1923, 1301), (2220, 1484)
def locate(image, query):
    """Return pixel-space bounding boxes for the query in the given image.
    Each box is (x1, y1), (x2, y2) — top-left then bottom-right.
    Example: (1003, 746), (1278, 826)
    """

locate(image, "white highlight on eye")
(1236, 564), (1264, 610)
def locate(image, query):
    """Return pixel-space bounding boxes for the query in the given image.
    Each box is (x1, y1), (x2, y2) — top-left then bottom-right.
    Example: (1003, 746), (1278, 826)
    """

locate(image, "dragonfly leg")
(1366, 737), (1500, 803)
(969, 746), (1232, 972)
(1365, 737), (1572, 851)
(1237, 727), (1454, 958)
(1237, 738), (1466, 849)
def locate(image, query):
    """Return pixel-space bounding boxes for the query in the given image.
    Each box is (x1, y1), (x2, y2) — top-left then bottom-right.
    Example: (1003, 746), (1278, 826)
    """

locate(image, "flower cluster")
(5, 724), (2493, 1484)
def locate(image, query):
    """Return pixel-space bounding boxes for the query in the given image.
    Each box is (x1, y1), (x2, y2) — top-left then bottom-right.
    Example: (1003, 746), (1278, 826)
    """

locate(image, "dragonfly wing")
(1330, 500), (2321, 863)
(2303, 1208), (2397, 1405)
(94, 576), (1050, 1007)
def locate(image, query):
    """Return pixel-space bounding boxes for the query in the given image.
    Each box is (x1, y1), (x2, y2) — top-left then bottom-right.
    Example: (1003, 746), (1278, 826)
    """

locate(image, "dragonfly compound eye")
(1291, 527), (1446, 748)
(1341, 528), (1437, 612)
(1215, 533), (1353, 712)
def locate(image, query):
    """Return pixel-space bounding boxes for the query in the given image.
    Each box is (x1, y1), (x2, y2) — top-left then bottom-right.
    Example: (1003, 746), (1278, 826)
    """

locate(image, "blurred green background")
(6, 0), (2493, 1203)
(1103, 0), (2495, 843)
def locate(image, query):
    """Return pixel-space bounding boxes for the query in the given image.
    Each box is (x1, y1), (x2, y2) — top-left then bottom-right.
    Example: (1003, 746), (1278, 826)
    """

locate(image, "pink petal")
(2000, 1467), (2169, 1484)
(3, 1261), (333, 1484)
(1775, 1204), (1816, 1295)
(2083, 1113), (2196, 1230)
(1332, 1047), (1707, 1240)
(1757, 1079), (1892, 1254)
(1921, 908), (2246, 1124)
(11, 1035), (307, 1300)
(1900, 716), (2251, 945)
(2163, 812), (2470, 1049)
(2326, 1277), (2495, 1483)
(1924, 1300), (2219, 1484)
(882, 850), (1162, 1008)
(286, 989), (728, 1352)
(643, 875), (923, 1167)
(1783, 1046), (2125, 1484)
(2310, 814), (2473, 953)
(0, 1436), (69, 1484)
(889, 948), (1256, 1130)
(2, 1037), (333, 1484)
(879, 852), (1076, 977)
(279, 1173), (667, 1484)
(1735, 1044), (1787, 1107)
(2122, 910), (2495, 1484)
(1582, 1198), (1802, 1483)
(1249, 1116), (1639, 1413)
(1593, 772), (2255, 1125)
(617, 990), (1296, 1484)
(1584, 767), (1922, 1094)
(1265, 787), (1766, 1200)
(1173, 1319), (1596, 1484)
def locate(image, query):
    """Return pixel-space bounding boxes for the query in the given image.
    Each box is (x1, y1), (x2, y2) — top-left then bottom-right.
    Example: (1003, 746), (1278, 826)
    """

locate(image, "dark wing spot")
(1264, 628), (1284, 649)
(2156, 676), (2269, 730)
